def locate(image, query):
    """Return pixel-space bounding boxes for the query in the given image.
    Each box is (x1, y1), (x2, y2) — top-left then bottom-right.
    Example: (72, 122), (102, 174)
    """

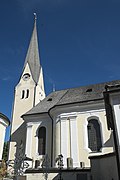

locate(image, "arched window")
(38, 127), (46, 155)
(87, 119), (102, 152)
(26, 89), (29, 98)
(21, 90), (25, 99)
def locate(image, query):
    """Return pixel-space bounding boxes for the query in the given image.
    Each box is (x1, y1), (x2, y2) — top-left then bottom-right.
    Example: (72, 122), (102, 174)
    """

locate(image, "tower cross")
(33, 13), (37, 20)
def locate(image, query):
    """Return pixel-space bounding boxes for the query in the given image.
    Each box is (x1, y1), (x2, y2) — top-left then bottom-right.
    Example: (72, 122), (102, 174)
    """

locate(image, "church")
(8, 16), (119, 180)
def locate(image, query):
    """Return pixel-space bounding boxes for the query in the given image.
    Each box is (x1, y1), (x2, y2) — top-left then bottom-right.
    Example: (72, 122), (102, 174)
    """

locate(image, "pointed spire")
(23, 13), (41, 83)
(33, 12), (37, 21)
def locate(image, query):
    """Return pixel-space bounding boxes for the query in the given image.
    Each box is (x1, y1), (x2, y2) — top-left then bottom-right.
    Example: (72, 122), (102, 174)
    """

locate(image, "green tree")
(2, 142), (9, 162)
(0, 160), (7, 179)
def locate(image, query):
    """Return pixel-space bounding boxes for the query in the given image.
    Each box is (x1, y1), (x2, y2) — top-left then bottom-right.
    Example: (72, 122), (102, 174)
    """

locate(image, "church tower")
(9, 15), (45, 161)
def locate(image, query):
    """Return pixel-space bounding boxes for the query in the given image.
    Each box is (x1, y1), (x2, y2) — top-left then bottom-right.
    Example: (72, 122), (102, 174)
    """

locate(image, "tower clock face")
(22, 73), (30, 81)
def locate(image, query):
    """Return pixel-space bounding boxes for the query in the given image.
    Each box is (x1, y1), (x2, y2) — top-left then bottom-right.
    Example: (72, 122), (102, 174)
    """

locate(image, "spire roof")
(23, 14), (41, 83)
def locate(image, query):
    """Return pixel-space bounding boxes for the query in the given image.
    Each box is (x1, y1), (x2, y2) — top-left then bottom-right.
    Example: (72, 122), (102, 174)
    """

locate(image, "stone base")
(13, 176), (26, 180)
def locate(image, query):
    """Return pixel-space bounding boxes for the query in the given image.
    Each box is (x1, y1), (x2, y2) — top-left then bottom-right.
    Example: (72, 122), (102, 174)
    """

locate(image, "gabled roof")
(23, 18), (41, 83)
(23, 80), (120, 116)
(23, 90), (68, 116)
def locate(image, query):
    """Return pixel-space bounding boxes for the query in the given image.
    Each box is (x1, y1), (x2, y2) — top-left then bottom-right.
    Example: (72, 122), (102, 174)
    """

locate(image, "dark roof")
(23, 80), (120, 116)
(23, 20), (41, 83)
(23, 90), (68, 115)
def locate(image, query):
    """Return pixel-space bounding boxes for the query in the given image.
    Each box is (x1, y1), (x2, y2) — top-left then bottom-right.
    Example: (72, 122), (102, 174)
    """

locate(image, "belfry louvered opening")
(38, 127), (46, 155)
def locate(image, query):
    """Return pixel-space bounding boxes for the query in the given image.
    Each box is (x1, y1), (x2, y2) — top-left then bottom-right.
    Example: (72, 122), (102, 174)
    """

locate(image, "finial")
(33, 12), (37, 20)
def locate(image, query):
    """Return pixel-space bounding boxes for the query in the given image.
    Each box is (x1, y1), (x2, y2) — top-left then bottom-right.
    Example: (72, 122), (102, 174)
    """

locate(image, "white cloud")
(1, 76), (11, 81)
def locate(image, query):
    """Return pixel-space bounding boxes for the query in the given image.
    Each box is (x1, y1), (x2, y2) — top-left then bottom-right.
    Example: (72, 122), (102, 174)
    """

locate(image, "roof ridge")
(56, 89), (69, 105)
(49, 79), (120, 93)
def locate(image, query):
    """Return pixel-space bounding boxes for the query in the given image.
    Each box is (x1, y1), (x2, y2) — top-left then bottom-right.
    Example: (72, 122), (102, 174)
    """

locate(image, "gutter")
(22, 97), (104, 118)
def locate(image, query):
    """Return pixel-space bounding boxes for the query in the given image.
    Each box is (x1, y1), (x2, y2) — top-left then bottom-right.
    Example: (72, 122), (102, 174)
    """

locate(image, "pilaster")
(25, 123), (33, 158)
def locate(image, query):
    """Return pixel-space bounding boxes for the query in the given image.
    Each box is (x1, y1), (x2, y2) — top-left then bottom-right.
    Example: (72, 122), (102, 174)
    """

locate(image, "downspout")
(48, 110), (53, 167)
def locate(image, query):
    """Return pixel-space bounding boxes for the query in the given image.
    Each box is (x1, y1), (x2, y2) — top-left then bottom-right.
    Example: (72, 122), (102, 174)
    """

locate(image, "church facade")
(8, 17), (119, 180)
(8, 18), (45, 162)
(22, 81), (117, 168)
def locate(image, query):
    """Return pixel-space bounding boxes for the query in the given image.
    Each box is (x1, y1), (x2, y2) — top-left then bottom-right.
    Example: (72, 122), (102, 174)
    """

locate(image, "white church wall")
(59, 115), (79, 167)
(0, 114), (9, 160)
(51, 100), (114, 168)
(11, 63), (35, 134)
(25, 122), (33, 157)
(0, 122), (6, 160)
(53, 113), (79, 168)
(60, 117), (68, 167)
(9, 59), (46, 162)
(70, 116), (79, 167)
(9, 64), (36, 161)
(35, 84), (45, 105)
(36, 67), (45, 96)
(53, 116), (60, 167)
(35, 68), (45, 106)
(108, 92), (120, 163)
(24, 114), (52, 167)
(77, 110), (113, 167)
(110, 94), (120, 145)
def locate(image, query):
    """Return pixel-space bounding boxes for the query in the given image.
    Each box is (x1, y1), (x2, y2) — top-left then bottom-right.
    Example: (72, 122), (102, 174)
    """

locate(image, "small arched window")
(21, 90), (25, 99)
(26, 89), (29, 98)
(87, 119), (102, 152)
(38, 127), (46, 155)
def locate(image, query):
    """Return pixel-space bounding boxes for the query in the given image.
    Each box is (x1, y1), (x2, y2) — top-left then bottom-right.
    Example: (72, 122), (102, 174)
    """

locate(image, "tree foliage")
(0, 160), (7, 178)
(2, 142), (9, 162)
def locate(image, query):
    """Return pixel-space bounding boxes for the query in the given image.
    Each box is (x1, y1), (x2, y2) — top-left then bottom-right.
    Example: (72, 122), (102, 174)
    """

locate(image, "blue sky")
(1, 0), (120, 141)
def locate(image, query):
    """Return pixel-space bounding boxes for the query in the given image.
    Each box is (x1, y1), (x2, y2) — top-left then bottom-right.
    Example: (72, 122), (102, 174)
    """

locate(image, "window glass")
(38, 127), (46, 155)
(87, 119), (102, 152)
